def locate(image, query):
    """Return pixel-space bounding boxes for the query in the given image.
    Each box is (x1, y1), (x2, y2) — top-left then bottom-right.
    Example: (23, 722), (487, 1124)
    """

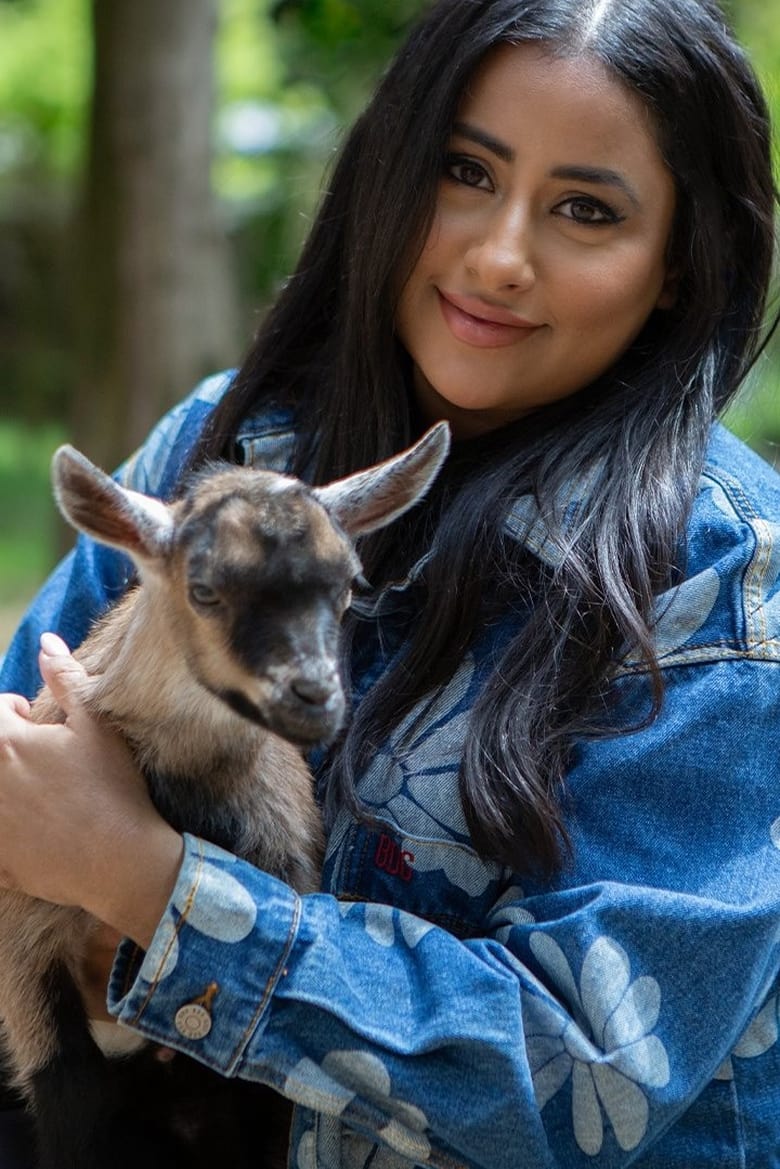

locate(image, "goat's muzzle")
(275, 670), (346, 744)
(218, 667), (346, 746)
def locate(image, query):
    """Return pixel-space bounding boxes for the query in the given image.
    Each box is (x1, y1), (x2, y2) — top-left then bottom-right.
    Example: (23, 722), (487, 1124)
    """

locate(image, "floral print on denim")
(524, 934), (670, 1155)
(710, 819), (780, 1081)
(714, 993), (780, 1081)
(488, 884), (536, 944)
(354, 653), (502, 898)
(139, 839), (255, 984)
(285, 1051), (431, 1164)
(357, 654), (476, 842)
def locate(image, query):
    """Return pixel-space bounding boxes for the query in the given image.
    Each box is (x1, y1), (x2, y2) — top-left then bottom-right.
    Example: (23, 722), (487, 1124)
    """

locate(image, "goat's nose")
(290, 676), (336, 707)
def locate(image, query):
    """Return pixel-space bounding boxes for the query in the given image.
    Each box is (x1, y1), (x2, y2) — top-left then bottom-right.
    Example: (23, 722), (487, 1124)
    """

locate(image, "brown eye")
(555, 196), (621, 226)
(444, 154), (493, 190)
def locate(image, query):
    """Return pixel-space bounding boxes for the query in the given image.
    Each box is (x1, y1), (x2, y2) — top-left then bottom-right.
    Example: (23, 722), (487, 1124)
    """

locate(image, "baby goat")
(0, 421), (450, 1169)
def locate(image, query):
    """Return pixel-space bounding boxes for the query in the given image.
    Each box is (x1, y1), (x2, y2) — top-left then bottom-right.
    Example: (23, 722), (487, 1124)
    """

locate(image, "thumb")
(38, 632), (90, 717)
(0, 693), (31, 719)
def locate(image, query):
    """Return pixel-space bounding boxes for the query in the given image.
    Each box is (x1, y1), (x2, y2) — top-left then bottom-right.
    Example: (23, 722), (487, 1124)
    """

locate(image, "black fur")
(28, 964), (290, 1169)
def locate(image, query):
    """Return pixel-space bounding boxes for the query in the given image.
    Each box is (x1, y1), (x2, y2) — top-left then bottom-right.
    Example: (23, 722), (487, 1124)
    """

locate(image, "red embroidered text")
(374, 834), (415, 881)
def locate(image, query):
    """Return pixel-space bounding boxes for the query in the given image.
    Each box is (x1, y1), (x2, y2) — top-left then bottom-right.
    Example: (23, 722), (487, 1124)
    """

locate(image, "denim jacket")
(2, 372), (780, 1168)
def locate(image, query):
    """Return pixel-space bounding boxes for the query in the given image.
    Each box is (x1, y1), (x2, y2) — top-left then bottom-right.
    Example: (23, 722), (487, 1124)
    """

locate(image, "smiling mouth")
(437, 291), (542, 348)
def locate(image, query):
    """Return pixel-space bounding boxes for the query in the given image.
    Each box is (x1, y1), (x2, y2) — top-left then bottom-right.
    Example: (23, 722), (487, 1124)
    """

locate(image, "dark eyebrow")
(452, 121), (514, 162)
(451, 122), (641, 208)
(551, 165), (641, 209)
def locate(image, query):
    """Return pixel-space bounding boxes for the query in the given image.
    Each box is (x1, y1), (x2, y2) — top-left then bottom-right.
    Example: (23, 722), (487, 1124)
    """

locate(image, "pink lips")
(437, 290), (541, 348)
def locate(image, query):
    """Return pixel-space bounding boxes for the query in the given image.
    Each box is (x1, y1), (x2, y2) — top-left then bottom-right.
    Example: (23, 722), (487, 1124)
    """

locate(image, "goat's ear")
(52, 445), (174, 560)
(313, 421), (451, 537)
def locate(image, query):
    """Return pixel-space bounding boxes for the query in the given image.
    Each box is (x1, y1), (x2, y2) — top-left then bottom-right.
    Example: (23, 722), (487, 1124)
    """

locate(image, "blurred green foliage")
(0, 420), (64, 600)
(270, 0), (423, 110)
(729, 0), (780, 98)
(0, 0), (90, 183)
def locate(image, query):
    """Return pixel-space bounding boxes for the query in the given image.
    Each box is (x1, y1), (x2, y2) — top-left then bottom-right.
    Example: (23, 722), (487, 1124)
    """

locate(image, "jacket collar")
(235, 412), (600, 598)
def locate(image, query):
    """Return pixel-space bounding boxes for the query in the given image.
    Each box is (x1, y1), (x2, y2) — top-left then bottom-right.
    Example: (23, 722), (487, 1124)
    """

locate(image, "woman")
(1, 0), (779, 1164)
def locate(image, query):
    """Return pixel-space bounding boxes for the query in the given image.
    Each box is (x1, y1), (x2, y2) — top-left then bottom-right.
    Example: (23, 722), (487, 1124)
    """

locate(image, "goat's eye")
(189, 583), (221, 608)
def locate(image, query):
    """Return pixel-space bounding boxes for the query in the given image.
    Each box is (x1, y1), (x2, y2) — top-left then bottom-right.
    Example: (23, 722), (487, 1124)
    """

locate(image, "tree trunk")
(72, 0), (240, 471)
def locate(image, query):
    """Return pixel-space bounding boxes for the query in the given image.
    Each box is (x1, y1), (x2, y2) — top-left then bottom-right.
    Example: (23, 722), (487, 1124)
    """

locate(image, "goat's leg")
(29, 959), (120, 1169)
(0, 899), (184, 1167)
(29, 966), (280, 1168)
(0, 901), (128, 1168)
(30, 962), (205, 1169)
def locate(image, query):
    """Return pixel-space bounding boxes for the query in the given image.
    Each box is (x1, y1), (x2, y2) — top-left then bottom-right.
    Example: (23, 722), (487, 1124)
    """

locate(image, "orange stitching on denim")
(616, 640), (780, 677)
(227, 893), (302, 1071)
(745, 517), (772, 645)
(130, 837), (205, 1024)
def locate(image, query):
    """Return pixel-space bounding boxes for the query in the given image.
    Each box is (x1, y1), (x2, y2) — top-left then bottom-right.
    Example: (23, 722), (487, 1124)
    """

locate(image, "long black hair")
(195, 0), (777, 875)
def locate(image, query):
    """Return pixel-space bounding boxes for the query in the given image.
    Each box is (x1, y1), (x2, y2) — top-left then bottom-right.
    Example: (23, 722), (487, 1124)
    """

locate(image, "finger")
(38, 632), (89, 717)
(0, 692), (31, 720)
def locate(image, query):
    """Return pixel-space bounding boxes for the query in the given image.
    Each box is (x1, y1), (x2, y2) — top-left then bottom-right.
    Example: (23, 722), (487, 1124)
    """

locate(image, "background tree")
(72, 0), (241, 468)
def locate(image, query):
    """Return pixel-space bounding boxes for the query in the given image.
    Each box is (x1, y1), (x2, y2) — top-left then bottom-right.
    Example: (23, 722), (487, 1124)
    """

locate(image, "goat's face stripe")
(216, 685), (345, 745)
(218, 688), (269, 726)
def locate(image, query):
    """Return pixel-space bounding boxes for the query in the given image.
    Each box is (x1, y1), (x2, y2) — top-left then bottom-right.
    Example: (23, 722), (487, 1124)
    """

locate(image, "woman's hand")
(0, 634), (183, 949)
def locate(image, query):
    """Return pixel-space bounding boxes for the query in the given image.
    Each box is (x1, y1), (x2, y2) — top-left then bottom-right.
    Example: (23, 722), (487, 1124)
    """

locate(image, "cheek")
(413, 202), (472, 277)
(418, 212), (446, 259)
(559, 250), (668, 342)
(395, 246), (445, 348)
(394, 208), (451, 333)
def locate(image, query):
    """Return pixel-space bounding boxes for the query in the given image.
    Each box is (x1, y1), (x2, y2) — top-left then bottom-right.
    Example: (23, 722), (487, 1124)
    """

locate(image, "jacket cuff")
(107, 833), (301, 1075)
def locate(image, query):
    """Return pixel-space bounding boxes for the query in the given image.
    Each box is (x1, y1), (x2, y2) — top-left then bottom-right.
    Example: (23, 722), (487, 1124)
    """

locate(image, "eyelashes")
(442, 152), (626, 226)
(443, 153), (492, 189)
(553, 197), (624, 226)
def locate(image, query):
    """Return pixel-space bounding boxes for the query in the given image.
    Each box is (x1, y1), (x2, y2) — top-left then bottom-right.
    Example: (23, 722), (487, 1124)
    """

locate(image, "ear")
(313, 421), (451, 538)
(52, 445), (174, 561)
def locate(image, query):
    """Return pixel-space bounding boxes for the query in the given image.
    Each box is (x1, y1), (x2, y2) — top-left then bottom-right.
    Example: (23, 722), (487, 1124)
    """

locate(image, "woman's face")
(395, 43), (678, 437)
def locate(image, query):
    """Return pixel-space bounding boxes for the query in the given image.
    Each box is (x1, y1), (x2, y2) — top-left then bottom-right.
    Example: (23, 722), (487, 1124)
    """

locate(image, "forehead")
(176, 470), (356, 583)
(458, 41), (672, 193)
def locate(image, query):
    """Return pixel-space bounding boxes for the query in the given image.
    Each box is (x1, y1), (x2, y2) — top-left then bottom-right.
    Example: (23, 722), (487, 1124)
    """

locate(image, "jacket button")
(174, 982), (219, 1039)
(174, 1002), (212, 1039)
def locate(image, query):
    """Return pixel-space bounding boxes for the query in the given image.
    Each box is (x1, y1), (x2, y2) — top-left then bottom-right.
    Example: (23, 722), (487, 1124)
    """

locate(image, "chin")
(420, 386), (524, 431)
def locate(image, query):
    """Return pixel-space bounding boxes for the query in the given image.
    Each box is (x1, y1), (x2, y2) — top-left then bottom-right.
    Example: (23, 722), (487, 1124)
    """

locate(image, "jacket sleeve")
(0, 372), (233, 699)
(105, 655), (780, 1168)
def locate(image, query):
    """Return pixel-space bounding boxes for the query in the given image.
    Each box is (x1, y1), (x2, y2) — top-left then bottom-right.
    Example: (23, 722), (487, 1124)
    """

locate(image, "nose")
(465, 204), (536, 292)
(287, 659), (342, 712)
(290, 674), (337, 707)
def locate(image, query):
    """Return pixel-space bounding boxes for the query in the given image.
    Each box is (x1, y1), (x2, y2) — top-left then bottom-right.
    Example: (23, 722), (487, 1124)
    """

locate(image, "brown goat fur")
(0, 421), (449, 1167)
